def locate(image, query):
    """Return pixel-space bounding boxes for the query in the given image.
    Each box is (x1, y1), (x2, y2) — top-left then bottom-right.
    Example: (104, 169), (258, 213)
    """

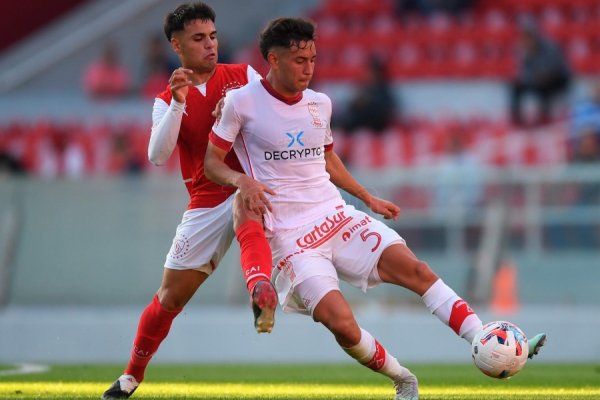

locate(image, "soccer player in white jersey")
(101, 3), (278, 399)
(205, 17), (546, 400)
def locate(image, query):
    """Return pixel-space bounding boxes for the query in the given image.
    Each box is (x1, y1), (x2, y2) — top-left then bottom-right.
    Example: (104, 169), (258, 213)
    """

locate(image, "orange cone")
(490, 258), (519, 314)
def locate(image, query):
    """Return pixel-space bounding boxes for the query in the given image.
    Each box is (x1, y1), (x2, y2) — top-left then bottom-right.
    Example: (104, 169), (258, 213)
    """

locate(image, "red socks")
(124, 295), (181, 382)
(236, 220), (272, 295)
(123, 220), (270, 382)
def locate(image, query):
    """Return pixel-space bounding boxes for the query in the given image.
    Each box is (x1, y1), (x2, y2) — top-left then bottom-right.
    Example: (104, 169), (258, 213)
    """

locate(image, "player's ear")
(267, 50), (278, 68)
(170, 37), (182, 55)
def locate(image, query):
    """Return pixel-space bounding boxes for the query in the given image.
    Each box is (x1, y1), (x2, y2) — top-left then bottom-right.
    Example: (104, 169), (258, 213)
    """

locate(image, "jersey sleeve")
(323, 95), (334, 151)
(148, 97), (184, 165)
(246, 65), (262, 82)
(210, 90), (242, 151)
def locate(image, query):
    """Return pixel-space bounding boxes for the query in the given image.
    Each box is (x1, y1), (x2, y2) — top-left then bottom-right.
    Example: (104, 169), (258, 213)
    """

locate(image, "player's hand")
(237, 175), (276, 215)
(169, 68), (193, 103)
(367, 195), (400, 220)
(211, 97), (225, 122)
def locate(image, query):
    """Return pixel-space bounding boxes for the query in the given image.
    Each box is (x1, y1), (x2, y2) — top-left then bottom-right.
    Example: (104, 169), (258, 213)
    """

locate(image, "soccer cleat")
(251, 280), (277, 333)
(528, 333), (547, 359)
(394, 372), (419, 400)
(101, 374), (139, 399)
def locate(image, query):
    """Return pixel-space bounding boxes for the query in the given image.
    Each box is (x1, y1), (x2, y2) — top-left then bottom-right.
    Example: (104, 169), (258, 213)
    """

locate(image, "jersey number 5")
(360, 228), (381, 253)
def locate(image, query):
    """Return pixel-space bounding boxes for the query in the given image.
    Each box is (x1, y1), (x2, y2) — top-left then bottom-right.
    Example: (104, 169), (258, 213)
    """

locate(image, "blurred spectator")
(83, 43), (131, 99)
(110, 133), (143, 175)
(557, 128), (600, 248)
(140, 34), (177, 100)
(432, 132), (483, 216)
(510, 17), (571, 126)
(570, 80), (600, 141)
(35, 127), (86, 179)
(570, 128), (600, 240)
(340, 56), (397, 135)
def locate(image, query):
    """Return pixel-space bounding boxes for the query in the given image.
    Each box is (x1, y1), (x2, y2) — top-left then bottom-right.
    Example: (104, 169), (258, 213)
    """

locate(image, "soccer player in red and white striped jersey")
(102, 3), (276, 399)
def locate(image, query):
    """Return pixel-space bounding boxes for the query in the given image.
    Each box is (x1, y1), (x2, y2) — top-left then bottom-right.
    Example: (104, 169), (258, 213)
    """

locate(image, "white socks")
(343, 328), (412, 380)
(422, 279), (482, 343)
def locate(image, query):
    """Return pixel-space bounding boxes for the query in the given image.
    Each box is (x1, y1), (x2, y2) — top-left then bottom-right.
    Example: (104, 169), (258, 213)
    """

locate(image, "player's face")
(272, 40), (316, 96)
(171, 18), (218, 73)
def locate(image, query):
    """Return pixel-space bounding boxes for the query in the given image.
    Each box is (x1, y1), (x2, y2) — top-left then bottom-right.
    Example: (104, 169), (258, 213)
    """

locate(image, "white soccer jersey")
(210, 79), (344, 233)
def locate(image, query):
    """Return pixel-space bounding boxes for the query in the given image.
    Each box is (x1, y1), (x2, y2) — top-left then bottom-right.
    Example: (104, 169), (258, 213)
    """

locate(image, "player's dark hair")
(164, 2), (216, 41)
(259, 18), (316, 60)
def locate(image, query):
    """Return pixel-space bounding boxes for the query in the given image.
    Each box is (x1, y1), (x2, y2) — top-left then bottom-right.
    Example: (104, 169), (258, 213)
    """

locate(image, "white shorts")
(293, 275), (341, 316)
(164, 194), (235, 275)
(271, 204), (405, 315)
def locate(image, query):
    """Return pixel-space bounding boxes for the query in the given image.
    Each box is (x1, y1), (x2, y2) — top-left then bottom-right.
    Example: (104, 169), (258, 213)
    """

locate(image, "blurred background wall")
(1, 0), (599, 364)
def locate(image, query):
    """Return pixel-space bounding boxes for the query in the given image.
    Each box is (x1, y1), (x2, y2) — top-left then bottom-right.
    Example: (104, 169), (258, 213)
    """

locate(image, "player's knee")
(413, 260), (435, 281)
(411, 260), (439, 292)
(324, 315), (360, 344)
(157, 290), (187, 311)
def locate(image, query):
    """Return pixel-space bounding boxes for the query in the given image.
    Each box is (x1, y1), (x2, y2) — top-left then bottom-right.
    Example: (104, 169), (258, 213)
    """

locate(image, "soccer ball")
(471, 321), (529, 379)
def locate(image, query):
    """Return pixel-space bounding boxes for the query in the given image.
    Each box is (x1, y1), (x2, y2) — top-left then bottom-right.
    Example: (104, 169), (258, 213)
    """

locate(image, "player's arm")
(325, 149), (400, 220)
(148, 98), (183, 165)
(204, 92), (275, 215)
(205, 142), (275, 215)
(148, 68), (193, 166)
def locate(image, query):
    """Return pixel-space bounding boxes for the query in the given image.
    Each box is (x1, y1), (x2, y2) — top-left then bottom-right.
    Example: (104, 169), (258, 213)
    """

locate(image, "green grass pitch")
(0, 363), (599, 399)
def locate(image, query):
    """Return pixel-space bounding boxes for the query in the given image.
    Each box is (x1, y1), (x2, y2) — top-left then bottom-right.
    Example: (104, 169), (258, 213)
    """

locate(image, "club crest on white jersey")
(308, 101), (325, 128)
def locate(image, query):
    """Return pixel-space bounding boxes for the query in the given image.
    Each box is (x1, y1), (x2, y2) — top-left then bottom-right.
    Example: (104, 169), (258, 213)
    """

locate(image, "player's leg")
(297, 277), (418, 400)
(102, 268), (208, 399)
(232, 193), (277, 333)
(128, 268), (208, 379)
(376, 243), (482, 344)
(103, 203), (236, 399)
(377, 244), (546, 359)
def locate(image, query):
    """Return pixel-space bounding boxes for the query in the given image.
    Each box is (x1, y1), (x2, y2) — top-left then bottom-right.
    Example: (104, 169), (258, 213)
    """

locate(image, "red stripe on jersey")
(239, 132), (256, 179)
(260, 79), (303, 105)
(209, 130), (233, 151)
(324, 143), (333, 152)
(365, 340), (386, 371)
(449, 299), (475, 335)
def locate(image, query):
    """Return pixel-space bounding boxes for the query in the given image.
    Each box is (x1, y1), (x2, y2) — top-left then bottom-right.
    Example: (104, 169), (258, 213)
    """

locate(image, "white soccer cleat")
(394, 372), (419, 400)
